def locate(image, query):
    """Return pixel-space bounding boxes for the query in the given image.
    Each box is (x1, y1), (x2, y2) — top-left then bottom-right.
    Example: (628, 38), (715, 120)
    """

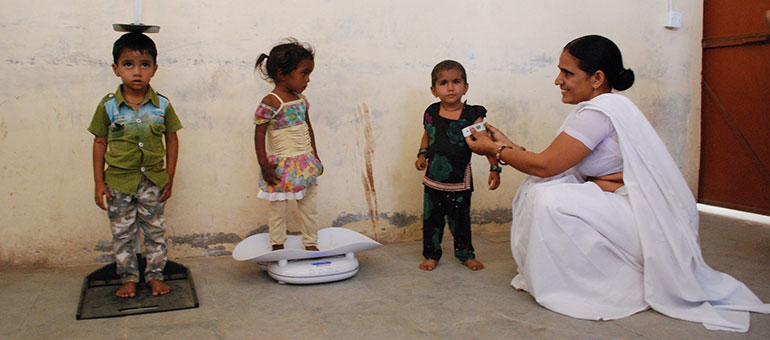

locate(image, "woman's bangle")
(496, 145), (512, 165)
(490, 165), (502, 173)
(417, 148), (428, 158)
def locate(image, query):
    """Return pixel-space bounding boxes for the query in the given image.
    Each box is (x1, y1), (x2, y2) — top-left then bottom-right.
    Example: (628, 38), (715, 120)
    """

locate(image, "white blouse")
(563, 108), (623, 178)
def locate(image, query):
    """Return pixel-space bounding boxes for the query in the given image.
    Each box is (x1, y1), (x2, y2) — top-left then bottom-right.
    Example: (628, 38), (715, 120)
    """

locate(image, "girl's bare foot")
(419, 259), (438, 271)
(149, 279), (171, 296)
(463, 259), (484, 271)
(116, 281), (136, 298)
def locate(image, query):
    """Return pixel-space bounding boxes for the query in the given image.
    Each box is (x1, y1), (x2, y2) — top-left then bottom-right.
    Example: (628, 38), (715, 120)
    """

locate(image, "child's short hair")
(255, 38), (315, 82)
(431, 60), (467, 86)
(112, 32), (158, 64)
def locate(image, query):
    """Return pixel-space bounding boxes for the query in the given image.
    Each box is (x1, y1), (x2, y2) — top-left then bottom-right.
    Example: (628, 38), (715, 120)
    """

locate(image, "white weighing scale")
(232, 228), (382, 284)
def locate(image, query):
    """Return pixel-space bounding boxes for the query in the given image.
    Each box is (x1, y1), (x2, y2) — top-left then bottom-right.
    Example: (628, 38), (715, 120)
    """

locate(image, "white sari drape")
(510, 93), (770, 332)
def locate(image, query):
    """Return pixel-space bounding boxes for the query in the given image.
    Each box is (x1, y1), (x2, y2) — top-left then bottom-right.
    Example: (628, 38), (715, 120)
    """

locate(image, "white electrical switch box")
(665, 11), (682, 29)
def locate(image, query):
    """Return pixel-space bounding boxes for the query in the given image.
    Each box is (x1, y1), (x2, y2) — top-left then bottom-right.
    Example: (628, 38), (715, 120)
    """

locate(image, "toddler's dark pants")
(422, 186), (475, 262)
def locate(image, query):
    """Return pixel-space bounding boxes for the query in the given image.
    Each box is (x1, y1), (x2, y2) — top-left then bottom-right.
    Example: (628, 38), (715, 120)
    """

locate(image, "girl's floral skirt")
(258, 152), (323, 201)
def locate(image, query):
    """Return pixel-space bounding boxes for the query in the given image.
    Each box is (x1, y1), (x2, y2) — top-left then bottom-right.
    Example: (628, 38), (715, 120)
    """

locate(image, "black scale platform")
(76, 255), (198, 319)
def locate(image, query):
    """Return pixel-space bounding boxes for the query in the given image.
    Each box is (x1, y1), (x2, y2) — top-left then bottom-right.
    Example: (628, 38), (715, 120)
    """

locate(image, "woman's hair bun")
(614, 68), (634, 91)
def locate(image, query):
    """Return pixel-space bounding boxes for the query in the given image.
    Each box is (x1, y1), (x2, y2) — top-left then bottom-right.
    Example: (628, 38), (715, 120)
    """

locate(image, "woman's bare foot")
(116, 281), (136, 298)
(419, 259), (438, 271)
(463, 259), (484, 271)
(149, 279), (171, 296)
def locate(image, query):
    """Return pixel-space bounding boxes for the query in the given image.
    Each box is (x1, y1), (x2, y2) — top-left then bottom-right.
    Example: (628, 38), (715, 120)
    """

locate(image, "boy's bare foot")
(305, 245), (319, 251)
(116, 281), (136, 298)
(463, 259), (484, 271)
(149, 279), (171, 296)
(419, 259), (438, 271)
(272, 244), (284, 251)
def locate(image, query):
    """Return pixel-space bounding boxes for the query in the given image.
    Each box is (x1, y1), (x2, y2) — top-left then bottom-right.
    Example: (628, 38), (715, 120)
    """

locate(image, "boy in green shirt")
(88, 32), (182, 298)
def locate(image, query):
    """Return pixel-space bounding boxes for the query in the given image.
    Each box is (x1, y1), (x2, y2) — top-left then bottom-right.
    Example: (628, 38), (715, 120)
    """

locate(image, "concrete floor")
(1, 212), (768, 340)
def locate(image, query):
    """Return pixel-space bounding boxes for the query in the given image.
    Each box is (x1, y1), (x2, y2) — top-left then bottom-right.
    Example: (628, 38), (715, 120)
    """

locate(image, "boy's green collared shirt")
(88, 85), (182, 195)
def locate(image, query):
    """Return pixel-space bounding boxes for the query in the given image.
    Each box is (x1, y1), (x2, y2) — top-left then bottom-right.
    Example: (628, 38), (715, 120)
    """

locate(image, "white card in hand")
(462, 122), (486, 137)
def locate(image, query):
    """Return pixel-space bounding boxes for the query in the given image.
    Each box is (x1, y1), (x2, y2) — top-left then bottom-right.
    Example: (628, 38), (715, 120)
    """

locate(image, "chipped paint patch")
(332, 211), (419, 229)
(245, 225), (269, 237)
(87, 229), (264, 262)
(471, 207), (512, 225)
(380, 212), (420, 228)
(88, 240), (115, 262)
(167, 232), (242, 248)
(93, 254), (113, 263)
(332, 209), (509, 230)
(203, 245), (230, 257)
(331, 212), (371, 229)
(93, 240), (112, 252)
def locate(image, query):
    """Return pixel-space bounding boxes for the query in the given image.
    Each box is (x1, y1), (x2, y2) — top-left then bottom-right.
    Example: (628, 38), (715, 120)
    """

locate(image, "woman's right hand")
(465, 123), (508, 157)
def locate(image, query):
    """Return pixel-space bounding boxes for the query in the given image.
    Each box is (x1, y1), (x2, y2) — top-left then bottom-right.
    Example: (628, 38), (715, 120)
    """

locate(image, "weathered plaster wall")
(0, 1), (703, 265)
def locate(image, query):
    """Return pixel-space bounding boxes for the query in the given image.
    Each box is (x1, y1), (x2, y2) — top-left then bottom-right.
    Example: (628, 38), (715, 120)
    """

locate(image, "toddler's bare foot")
(116, 281), (136, 298)
(272, 244), (284, 251)
(419, 259), (438, 271)
(463, 259), (484, 271)
(305, 245), (319, 251)
(149, 279), (171, 296)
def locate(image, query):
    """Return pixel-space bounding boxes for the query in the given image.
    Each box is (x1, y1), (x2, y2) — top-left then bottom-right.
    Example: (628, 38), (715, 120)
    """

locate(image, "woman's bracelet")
(496, 145), (512, 165)
(489, 165), (502, 173)
(417, 147), (428, 158)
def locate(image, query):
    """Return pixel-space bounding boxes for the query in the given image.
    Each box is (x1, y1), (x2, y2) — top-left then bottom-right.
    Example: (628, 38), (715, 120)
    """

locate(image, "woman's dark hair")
(112, 32), (157, 64)
(255, 38), (315, 82)
(564, 35), (634, 91)
(431, 60), (467, 86)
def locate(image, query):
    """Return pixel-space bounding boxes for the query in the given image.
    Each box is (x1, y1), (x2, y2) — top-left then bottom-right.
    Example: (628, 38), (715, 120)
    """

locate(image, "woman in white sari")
(465, 35), (769, 332)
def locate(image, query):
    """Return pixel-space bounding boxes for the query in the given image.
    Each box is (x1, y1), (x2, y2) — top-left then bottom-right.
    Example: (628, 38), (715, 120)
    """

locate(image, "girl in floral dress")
(254, 39), (323, 251)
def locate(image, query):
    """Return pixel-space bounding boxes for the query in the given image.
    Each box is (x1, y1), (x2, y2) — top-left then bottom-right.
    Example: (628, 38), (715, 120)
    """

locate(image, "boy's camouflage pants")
(107, 177), (167, 283)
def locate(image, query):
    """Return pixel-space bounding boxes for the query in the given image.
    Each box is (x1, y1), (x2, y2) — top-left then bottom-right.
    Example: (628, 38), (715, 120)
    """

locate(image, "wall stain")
(0, 119), (7, 141)
(529, 54), (555, 65)
(4, 56), (247, 67)
(355, 104), (379, 232)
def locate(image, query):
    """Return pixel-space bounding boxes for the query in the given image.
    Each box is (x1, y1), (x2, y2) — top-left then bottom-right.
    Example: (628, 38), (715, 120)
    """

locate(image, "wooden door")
(700, 0), (770, 215)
